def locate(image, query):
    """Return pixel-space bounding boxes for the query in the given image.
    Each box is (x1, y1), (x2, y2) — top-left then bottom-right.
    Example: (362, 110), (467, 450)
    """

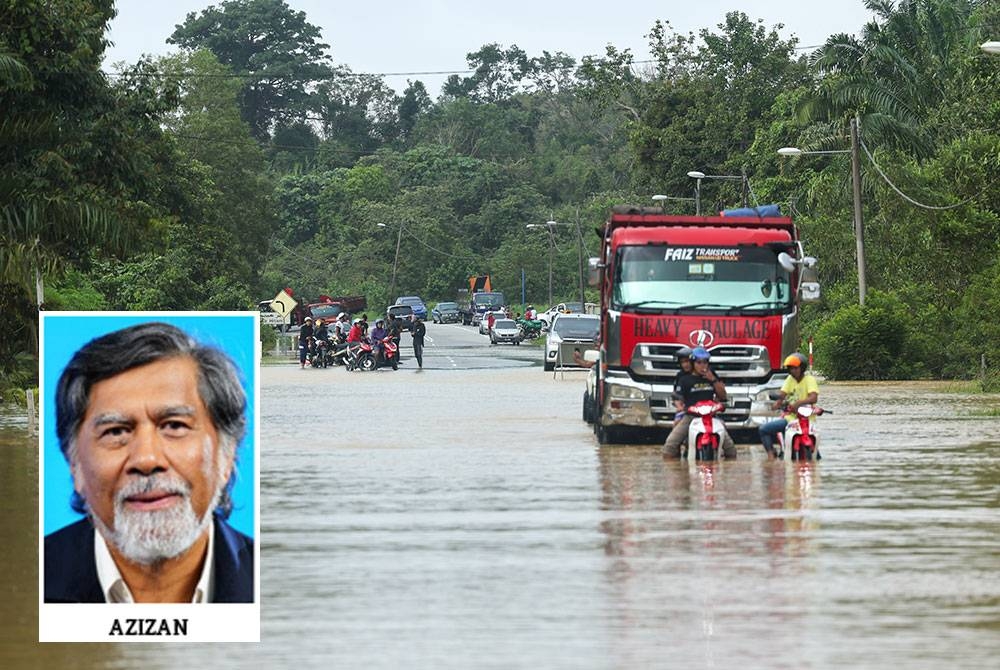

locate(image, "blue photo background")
(42, 313), (257, 538)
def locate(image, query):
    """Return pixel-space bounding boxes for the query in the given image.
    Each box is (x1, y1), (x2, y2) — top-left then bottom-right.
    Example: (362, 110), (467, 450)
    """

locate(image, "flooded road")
(4, 327), (1000, 668)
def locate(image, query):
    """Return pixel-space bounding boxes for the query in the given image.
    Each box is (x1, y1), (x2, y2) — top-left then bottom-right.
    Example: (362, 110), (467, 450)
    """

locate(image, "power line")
(860, 139), (982, 211)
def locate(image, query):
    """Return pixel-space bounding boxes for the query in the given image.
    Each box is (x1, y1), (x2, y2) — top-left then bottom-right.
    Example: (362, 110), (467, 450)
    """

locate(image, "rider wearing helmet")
(370, 319), (389, 361)
(298, 316), (315, 368)
(347, 318), (364, 343)
(671, 347), (695, 418)
(758, 352), (819, 457)
(662, 346), (737, 459)
(525, 305), (536, 320)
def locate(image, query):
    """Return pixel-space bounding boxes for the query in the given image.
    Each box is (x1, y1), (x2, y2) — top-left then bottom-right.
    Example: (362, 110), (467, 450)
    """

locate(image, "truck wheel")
(595, 424), (625, 445)
(544, 362), (554, 372)
(582, 391), (593, 423)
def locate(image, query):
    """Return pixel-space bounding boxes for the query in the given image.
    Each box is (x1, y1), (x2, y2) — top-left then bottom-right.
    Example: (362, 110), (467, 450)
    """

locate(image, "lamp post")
(687, 170), (751, 213)
(778, 114), (867, 305)
(376, 222), (404, 301)
(526, 218), (586, 306)
(652, 194), (697, 214)
(526, 223), (556, 305)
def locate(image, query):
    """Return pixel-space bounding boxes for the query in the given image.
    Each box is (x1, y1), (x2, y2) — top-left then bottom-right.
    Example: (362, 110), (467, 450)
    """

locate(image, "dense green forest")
(2, 0), (998, 395)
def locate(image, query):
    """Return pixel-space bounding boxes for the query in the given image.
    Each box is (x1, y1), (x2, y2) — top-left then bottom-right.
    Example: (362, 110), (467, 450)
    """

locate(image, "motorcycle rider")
(671, 346), (694, 419)
(370, 318), (389, 365)
(347, 318), (364, 343)
(662, 347), (737, 459)
(298, 316), (314, 369)
(313, 318), (331, 368)
(525, 305), (536, 320)
(758, 352), (819, 458)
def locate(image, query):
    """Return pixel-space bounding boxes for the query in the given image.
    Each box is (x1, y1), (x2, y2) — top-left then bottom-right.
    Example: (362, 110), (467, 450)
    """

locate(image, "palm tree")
(798, 0), (976, 158)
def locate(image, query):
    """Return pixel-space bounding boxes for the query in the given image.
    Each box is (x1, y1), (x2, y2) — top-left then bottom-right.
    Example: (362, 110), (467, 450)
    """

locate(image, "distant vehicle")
(431, 301), (460, 324)
(544, 313), (600, 371)
(465, 292), (506, 326)
(394, 296), (427, 320)
(387, 304), (415, 331)
(490, 318), (521, 345)
(307, 295), (368, 324)
(479, 310), (507, 335)
(538, 302), (585, 329)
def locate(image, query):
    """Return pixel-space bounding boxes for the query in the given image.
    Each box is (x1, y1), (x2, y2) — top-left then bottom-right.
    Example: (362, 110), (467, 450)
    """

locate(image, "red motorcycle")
(778, 404), (829, 461)
(346, 336), (398, 371)
(685, 400), (727, 461)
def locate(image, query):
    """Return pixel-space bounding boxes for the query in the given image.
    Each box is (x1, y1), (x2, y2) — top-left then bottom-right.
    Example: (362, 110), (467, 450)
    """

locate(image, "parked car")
(490, 318), (521, 345)
(479, 310), (507, 335)
(394, 295), (427, 320)
(544, 313), (600, 371)
(538, 302), (585, 329)
(387, 304), (415, 331)
(431, 301), (460, 324)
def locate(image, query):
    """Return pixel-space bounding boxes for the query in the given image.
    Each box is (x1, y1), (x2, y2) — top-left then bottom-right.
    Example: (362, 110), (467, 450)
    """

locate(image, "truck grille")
(630, 343), (771, 385)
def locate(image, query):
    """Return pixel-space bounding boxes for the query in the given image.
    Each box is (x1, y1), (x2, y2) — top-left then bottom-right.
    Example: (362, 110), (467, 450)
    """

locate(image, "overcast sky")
(104, 0), (876, 95)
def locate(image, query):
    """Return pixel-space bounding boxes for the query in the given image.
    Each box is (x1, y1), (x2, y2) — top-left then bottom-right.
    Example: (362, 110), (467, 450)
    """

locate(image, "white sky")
(104, 0), (876, 95)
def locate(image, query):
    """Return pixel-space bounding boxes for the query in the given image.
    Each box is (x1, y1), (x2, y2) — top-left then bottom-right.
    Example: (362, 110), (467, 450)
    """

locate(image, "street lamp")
(778, 115), (867, 305)
(376, 222), (404, 301)
(526, 218), (586, 306)
(687, 170), (751, 214)
(981, 41), (1000, 54)
(652, 194), (697, 214)
(526, 223), (556, 305)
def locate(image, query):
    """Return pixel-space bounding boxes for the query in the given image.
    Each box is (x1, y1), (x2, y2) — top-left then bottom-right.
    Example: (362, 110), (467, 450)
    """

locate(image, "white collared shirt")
(94, 525), (215, 603)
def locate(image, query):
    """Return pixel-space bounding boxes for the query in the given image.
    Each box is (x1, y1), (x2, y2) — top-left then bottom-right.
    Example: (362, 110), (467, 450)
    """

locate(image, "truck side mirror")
(588, 257), (601, 286)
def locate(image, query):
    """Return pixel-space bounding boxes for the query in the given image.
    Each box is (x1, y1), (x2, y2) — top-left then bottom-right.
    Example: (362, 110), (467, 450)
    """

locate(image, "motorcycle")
(515, 317), (543, 340)
(309, 337), (335, 368)
(684, 400), (727, 461)
(777, 404), (829, 461)
(346, 336), (398, 371)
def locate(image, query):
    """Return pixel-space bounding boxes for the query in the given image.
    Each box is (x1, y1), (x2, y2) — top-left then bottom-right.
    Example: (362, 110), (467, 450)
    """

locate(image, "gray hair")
(55, 321), (247, 518)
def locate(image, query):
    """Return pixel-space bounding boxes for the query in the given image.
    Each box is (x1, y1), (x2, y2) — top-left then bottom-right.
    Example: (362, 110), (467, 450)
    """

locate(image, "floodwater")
(3, 347), (1000, 668)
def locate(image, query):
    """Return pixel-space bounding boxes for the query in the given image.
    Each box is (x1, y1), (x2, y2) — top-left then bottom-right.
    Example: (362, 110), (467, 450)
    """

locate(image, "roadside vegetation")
(2, 0), (998, 397)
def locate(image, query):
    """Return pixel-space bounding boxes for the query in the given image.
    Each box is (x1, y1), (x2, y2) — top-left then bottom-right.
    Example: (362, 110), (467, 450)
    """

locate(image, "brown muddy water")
(3, 369), (999, 669)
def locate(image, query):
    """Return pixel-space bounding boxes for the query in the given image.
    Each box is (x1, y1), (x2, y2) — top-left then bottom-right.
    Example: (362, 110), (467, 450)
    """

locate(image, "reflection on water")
(2, 378), (1000, 669)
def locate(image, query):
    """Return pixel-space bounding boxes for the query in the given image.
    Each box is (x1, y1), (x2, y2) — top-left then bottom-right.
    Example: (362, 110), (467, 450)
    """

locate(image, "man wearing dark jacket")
(411, 316), (426, 369)
(44, 322), (254, 603)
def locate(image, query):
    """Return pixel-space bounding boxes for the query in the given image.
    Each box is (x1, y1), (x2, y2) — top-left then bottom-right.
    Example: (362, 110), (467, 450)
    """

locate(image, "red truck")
(306, 295), (367, 324)
(585, 205), (819, 444)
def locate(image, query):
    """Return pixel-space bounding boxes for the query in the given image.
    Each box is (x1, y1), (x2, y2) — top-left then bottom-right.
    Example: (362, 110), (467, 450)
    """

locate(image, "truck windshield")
(612, 245), (792, 313)
(472, 293), (505, 308)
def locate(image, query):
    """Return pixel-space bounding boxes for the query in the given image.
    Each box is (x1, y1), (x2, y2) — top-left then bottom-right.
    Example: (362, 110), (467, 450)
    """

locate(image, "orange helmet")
(783, 353), (807, 368)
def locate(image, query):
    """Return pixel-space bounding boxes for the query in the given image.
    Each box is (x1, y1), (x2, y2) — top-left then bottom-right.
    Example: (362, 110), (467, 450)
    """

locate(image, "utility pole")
(575, 207), (585, 306)
(850, 115), (868, 305)
(389, 222), (403, 300)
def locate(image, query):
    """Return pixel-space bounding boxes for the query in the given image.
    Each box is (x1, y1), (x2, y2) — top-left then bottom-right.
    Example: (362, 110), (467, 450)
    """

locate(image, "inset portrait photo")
(39, 312), (260, 642)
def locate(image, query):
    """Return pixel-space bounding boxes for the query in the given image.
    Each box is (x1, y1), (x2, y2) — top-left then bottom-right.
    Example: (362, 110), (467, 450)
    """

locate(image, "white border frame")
(38, 311), (261, 642)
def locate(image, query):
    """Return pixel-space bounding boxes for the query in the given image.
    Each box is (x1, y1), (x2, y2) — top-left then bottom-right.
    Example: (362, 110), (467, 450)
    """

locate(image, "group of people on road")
(662, 346), (820, 459)
(298, 311), (426, 370)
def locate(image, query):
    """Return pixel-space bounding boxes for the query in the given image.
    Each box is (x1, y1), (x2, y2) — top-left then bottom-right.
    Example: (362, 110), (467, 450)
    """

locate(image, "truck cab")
(589, 205), (818, 444)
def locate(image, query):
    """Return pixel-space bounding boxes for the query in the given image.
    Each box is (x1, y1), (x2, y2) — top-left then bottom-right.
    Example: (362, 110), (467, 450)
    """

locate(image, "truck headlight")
(609, 385), (646, 401)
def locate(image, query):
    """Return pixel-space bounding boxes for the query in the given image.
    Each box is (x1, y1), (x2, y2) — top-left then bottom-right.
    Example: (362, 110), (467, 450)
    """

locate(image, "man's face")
(70, 356), (233, 564)
(787, 364), (803, 380)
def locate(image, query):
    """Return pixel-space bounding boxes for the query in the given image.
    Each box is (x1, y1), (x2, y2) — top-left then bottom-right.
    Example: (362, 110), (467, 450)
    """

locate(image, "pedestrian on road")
(411, 316), (426, 369)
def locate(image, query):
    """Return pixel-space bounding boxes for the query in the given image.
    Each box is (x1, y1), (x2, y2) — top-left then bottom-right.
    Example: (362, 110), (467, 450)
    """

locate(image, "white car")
(538, 302), (585, 330)
(490, 318), (521, 345)
(543, 313), (600, 371)
(479, 310), (507, 335)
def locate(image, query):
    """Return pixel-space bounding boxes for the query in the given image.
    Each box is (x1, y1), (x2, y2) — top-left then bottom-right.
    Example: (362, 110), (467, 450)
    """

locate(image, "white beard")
(92, 473), (221, 566)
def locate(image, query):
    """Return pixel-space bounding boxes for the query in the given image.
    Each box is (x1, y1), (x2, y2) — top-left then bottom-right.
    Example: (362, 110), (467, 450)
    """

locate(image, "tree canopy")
(3, 0), (1000, 393)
